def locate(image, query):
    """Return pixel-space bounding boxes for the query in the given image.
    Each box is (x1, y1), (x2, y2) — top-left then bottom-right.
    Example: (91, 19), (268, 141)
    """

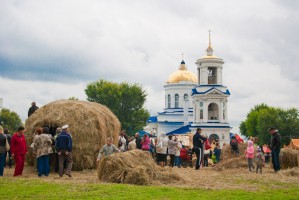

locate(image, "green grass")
(0, 178), (298, 200)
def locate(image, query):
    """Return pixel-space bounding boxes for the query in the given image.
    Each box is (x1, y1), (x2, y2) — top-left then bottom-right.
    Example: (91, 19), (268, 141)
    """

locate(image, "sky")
(0, 0), (299, 132)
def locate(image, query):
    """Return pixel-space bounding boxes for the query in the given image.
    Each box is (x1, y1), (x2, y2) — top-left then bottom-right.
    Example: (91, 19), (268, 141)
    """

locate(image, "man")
(135, 132), (142, 150)
(97, 137), (119, 161)
(192, 128), (207, 170)
(268, 127), (281, 172)
(55, 125), (73, 177)
(11, 126), (27, 176)
(28, 102), (39, 117)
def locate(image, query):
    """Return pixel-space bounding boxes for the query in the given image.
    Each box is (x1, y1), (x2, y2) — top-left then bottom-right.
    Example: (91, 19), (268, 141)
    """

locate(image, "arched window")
(208, 103), (219, 120)
(184, 93), (188, 101)
(167, 94), (171, 108)
(175, 94), (179, 108)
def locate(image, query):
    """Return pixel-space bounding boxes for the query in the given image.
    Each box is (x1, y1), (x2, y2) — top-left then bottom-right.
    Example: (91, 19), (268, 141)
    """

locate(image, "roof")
(147, 116), (158, 123)
(138, 130), (156, 137)
(286, 139), (299, 150)
(166, 125), (191, 135)
(192, 87), (230, 96)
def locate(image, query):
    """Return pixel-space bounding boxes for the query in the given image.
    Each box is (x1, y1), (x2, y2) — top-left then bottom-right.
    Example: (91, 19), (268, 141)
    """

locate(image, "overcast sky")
(1, 0), (299, 132)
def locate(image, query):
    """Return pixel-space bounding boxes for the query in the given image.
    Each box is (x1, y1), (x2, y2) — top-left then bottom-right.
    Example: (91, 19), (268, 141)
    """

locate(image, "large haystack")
(98, 150), (182, 185)
(25, 100), (121, 170)
(215, 143), (254, 171)
(279, 148), (298, 169)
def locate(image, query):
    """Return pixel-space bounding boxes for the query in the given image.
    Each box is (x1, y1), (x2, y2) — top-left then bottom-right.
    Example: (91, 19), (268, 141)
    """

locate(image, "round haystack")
(98, 150), (182, 185)
(215, 143), (255, 171)
(279, 148), (298, 169)
(25, 100), (121, 170)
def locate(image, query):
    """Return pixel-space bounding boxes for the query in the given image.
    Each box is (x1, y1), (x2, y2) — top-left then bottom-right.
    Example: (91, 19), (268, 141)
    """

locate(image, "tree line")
(240, 103), (299, 146)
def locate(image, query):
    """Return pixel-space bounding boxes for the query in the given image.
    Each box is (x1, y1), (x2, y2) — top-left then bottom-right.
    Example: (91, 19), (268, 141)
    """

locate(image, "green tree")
(68, 97), (79, 100)
(240, 104), (299, 146)
(0, 108), (22, 133)
(85, 79), (150, 135)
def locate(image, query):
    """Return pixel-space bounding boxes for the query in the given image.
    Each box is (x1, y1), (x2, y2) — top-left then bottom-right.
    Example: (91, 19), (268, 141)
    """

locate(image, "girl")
(245, 140), (255, 172)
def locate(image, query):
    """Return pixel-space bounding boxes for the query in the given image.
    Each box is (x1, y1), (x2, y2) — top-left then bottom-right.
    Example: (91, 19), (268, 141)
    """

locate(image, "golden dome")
(167, 61), (198, 84)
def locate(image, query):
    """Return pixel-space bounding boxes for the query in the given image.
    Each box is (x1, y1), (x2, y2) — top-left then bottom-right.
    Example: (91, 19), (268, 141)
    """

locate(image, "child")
(255, 147), (265, 174)
(245, 141), (255, 172)
(213, 143), (221, 163)
(230, 135), (239, 154)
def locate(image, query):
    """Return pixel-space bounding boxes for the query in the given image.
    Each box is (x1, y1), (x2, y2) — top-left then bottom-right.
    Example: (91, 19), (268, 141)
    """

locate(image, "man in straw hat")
(268, 127), (281, 173)
(55, 125), (73, 177)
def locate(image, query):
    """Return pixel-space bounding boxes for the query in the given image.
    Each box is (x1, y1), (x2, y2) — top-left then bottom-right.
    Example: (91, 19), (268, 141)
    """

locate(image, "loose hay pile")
(215, 143), (252, 171)
(279, 148), (298, 169)
(280, 168), (299, 177)
(98, 150), (182, 185)
(25, 100), (121, 170)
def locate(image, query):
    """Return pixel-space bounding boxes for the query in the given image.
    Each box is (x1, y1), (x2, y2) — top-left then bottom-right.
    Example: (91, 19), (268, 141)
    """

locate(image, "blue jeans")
(0, 152), (5, 176)
(174, 156), (181, 166)
(271, 148), (280, 171)
(37, 155), (50, 176)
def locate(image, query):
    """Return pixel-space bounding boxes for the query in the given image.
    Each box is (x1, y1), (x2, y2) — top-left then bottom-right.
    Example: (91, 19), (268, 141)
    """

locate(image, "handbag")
(5, 136), (10, 151)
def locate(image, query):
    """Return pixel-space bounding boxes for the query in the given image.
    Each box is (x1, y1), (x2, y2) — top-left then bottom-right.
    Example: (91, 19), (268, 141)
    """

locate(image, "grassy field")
(1, 165), (299, 200)
(0, 177), (298, 200)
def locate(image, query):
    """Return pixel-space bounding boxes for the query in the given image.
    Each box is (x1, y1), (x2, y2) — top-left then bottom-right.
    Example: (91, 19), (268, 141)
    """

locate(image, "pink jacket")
(245, 141), (254, 158)
(141, 137), (150, 151)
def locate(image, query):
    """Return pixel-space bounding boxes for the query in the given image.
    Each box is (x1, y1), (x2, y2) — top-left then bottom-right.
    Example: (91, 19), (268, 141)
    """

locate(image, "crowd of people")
(0, 124), (73, 178)
(0, 106), (281, 178)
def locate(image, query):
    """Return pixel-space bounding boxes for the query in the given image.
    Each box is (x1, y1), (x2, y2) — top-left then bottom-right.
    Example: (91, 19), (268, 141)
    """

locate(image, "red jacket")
(11, 133), (27, 155)
(180, 148), (188, 160)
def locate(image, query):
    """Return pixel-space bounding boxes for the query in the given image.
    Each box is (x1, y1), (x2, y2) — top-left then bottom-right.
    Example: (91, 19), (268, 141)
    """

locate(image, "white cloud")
(0, 0), (299, 132)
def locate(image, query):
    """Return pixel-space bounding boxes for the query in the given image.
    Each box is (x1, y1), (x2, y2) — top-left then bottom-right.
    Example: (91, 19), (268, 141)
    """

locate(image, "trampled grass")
(0, 177), (298, 200)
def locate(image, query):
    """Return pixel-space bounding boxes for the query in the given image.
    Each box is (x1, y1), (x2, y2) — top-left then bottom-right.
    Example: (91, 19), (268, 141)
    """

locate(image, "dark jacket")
(28, 105), (39, 117)
(55, 131), (72, 152)
(193, 132), (206, 148)
(269, 131), (281, 150)
(135, 137), (142, 149)
(0, 134), (6, 153)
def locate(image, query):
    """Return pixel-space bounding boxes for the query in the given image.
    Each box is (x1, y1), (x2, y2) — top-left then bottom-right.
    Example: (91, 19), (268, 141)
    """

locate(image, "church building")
(145, 33), (231, 147)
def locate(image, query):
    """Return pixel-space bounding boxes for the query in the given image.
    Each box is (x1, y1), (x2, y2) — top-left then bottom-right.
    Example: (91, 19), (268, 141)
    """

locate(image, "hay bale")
(98, 150), (182, 185)
(279, 148), (298, 169)
(221, 143), (248, 160)
(25, 100), (121, 170)
(214, 143), (254, 171)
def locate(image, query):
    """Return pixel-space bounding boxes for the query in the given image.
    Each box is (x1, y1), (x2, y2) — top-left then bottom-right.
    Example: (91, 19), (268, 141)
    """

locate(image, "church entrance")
(208, 103), (219, 120)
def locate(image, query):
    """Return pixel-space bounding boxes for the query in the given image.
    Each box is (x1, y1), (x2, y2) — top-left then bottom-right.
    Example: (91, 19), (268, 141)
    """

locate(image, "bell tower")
(191, 31), (231, 147)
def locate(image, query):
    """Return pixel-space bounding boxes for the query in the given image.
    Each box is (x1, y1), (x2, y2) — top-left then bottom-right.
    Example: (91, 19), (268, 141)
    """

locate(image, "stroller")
(180, 147), (193, 168)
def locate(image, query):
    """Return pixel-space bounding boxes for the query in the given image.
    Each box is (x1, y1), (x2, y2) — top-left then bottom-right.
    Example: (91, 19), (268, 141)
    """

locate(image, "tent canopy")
(166, 125), (190, 135)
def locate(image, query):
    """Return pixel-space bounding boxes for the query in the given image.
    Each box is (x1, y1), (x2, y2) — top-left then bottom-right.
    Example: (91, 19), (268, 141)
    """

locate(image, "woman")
(156, 133), (168, 167)
(0, 126), (7, 176)
(168, 135), (178, 167)
(141, 134), (150, 151)
(4, 129), (12, 168)
(118, 131), (127, 152)
(11, 126), (27, 176)
(32, 127), (52, 177)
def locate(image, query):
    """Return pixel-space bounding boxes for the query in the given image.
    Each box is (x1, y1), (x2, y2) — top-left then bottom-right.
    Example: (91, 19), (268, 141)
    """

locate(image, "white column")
(217, 67), (222, 85)
(219, 101), (223, 122)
